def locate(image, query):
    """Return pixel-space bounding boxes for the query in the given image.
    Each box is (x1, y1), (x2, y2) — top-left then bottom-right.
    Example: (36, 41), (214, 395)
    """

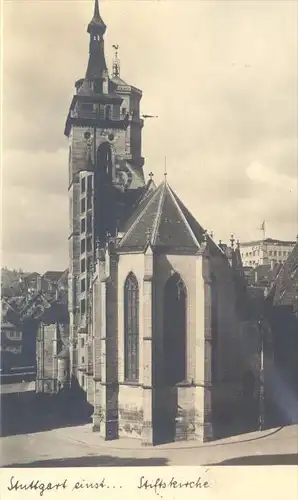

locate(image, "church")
(65, 0), (261, 445)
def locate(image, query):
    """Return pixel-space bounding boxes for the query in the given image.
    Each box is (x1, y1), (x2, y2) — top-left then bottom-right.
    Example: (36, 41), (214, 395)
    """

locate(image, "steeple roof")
(86, 0), (107, 79)
(268, 241), (298, 311)
(87, 0), (106, 34)
(118, 180), (208, 254)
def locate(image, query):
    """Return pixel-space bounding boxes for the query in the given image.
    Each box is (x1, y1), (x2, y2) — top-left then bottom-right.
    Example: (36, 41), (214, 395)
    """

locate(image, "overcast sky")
(2, 0), (298, 272)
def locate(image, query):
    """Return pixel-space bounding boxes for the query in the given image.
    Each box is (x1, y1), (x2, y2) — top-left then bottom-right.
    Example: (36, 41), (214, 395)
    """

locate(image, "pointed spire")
(94, 0), (100, 16)
(86, 0), (107, 80)
(164, 156), (168, 183)
(88, 0), (106, 35)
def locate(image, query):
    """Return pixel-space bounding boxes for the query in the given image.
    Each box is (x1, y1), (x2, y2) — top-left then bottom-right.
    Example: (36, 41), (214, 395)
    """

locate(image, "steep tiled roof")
(111, 75), (129, 86)
(58, 269), (68, 288)
(118, 180), (206, 254)
(268, 242), (298, 310)
(25, 272), (41, 280)
(42, 271), (64, 283)
(117, 185), (150, 228)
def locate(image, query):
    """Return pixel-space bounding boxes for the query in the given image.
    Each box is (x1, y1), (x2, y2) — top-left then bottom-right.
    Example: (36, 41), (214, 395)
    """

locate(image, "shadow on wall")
(207, 454), (298, 466)
(0, 383), (93, 438)
(212, 397), (260, 441)
(3, 456), (169, 468)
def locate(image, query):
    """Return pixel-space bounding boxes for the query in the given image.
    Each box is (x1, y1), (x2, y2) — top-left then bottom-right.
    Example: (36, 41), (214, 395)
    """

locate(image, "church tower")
(64, 0), (260, 447)
(65, 0), (145, 384)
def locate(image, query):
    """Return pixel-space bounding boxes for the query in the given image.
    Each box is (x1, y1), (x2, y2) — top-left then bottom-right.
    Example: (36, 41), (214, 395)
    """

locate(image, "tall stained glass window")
(124, 273), (139, 382)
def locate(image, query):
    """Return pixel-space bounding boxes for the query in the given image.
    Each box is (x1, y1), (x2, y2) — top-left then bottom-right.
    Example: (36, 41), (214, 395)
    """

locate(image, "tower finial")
(88, 0), (106, 35)
(164, 156), (167, 182)
(112, 44), (120, 77)
(94, 0), (99, 17)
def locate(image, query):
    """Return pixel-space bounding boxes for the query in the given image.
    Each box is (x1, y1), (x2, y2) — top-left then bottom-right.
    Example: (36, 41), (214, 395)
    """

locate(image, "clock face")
(115, 163), (133, 189)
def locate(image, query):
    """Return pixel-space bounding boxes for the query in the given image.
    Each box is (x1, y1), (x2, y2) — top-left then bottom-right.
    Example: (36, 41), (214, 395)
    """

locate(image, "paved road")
(1, 424), (297, 467)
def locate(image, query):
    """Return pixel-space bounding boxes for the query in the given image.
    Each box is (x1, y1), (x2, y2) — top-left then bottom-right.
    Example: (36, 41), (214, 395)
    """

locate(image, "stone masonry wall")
(118, 385), (143, 438)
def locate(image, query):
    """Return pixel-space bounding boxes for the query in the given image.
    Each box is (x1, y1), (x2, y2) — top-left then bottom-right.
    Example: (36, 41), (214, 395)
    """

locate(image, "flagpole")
(258, 221), (266, 264)
(260, 220), (266, 242)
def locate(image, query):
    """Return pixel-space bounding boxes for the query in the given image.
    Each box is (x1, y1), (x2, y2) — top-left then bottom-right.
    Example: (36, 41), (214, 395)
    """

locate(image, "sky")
(2, 0), (298, 272)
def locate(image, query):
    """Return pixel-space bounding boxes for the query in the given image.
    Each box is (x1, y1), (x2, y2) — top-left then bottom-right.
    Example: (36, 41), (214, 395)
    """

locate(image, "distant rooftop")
(240, 238), (296, 247)
(42, 271), (65, 283)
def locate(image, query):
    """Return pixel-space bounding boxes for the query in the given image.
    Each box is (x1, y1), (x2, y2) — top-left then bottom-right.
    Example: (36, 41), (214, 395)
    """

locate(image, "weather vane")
(112, 44), (120, 77)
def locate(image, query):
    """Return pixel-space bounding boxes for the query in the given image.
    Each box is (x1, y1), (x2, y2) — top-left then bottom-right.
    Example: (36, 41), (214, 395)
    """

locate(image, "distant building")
(1, 283), (69, 392)
(0, 321), (24, 374)
(1, 297), (37, 384)
(243, 261), (282, 295)
(1, 269), (68, 298)
(1, 290), (69, 437)
(23, 272), (41, 292)
(36, 298), (69, 395)
(41, 271), (66, 294)
(240, 238), (296, 268)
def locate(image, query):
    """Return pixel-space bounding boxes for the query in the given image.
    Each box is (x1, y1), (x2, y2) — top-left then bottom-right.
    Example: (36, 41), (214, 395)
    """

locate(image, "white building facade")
(240, 238), (296, 268)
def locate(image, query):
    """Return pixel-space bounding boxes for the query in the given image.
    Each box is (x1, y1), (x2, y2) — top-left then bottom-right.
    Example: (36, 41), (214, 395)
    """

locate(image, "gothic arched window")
(163, 273), (187, 385)
(124, 273), (139, 382)
(105, 105), (112, 120)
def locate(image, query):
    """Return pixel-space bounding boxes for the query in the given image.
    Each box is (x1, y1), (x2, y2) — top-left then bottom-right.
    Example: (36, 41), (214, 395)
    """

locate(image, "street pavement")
(1, 424), (297, 467)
